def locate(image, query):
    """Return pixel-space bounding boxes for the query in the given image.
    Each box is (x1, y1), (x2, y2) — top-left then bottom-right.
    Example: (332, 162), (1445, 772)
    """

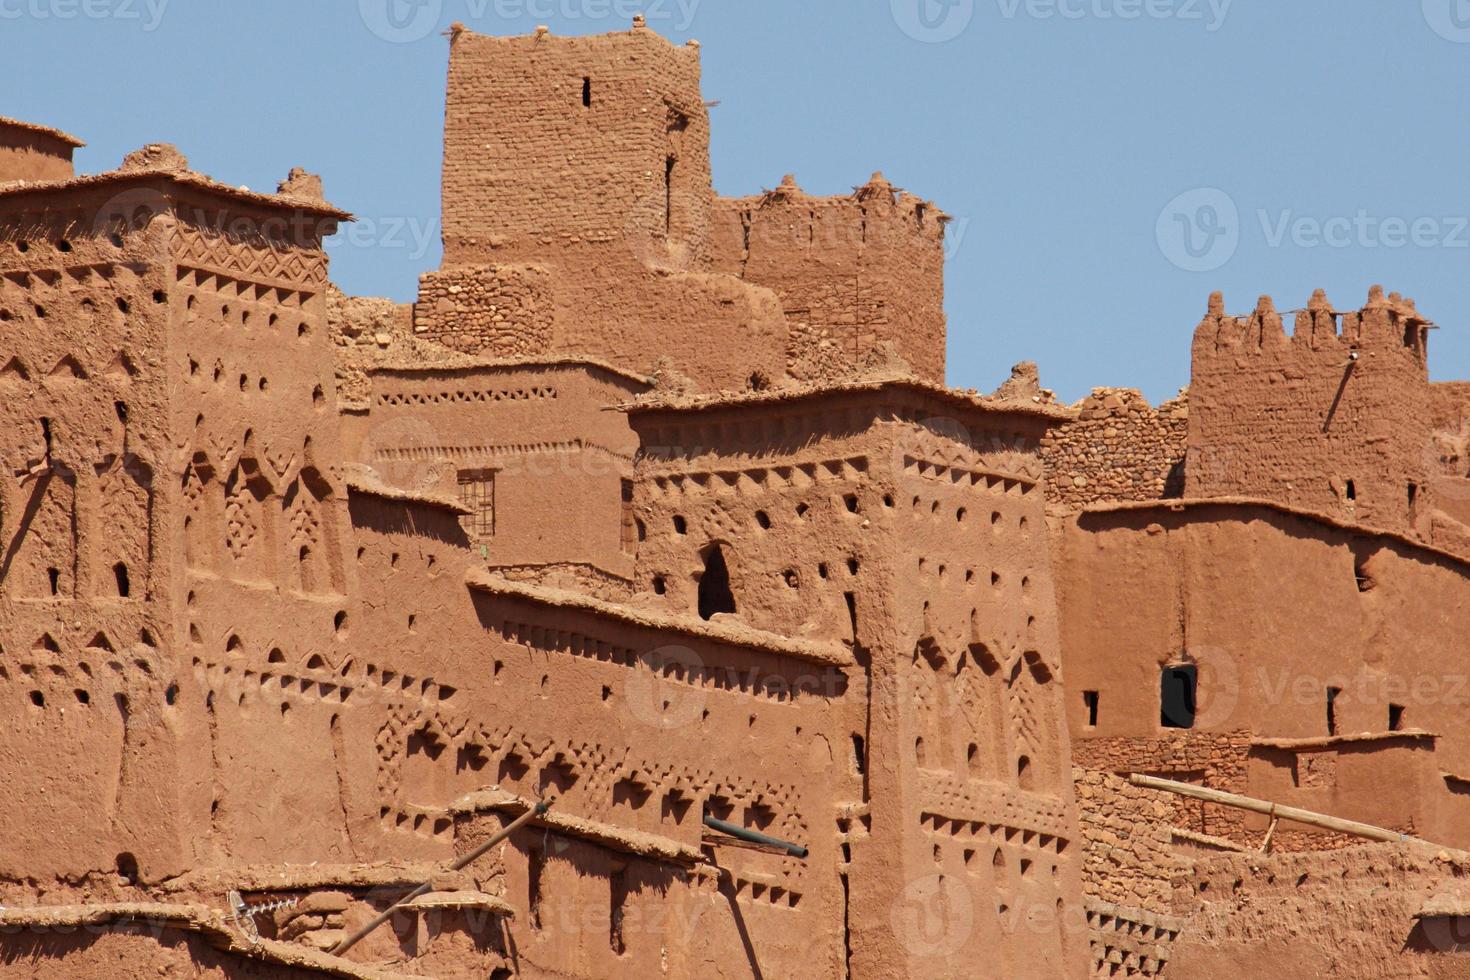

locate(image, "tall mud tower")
(426, 23), (949, 391)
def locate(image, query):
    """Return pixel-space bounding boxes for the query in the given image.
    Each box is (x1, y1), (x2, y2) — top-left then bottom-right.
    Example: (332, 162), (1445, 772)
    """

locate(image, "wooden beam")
(1127, 773), (1424, 846)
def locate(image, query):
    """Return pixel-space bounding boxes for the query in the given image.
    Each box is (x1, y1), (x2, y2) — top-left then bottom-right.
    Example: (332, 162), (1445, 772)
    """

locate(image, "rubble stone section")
(1042, 388), (1188, 512)
(413, 265), (554, 357)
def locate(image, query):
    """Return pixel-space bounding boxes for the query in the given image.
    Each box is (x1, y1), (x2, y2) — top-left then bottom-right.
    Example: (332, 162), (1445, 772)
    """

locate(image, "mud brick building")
(1, 19), (1469, 980)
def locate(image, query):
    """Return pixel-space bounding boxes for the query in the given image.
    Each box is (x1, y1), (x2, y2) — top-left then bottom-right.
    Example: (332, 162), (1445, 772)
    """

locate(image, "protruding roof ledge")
(451, 787), (703, 865)
(625, 372), (1072, 425)
(368, 354), (653, 388)
(160, 861), (468, 894)
(345, 465), (473, 516)
(1251, 730), (1438, 750)
(1078, 496), (1470, 573)
(0, 115), (85, 147)
(465, 570), (852, 668)
(0, 904), (409, 979)
(0, 166), (352, 220)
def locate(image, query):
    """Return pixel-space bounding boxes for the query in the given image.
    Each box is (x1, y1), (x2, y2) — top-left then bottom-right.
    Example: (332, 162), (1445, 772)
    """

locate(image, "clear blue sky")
(13, 0), (1470, 403)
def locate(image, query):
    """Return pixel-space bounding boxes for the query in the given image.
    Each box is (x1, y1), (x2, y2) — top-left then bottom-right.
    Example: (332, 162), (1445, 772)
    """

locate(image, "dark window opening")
(844, 591), (858, 642)
(1017, 754), (1034, 790)
(1327, 687), (1340, 736)
(47, 567), (60, 596)
(1408, 483), (1419, 511)
(115, 852), (139, 883)
(114, 401), (128, 424)
(851, 734), (865, 775)
(1345, 479), (1357, 501)
(652, 576), (667, 595)
(697, 545), (736, 621)
(1389, 703), (1405, 732)
(1160, 665), (1197, 729)
(664, 155), (676, 236)
(610, 865), (627, 954)
(1355, 556), (1375, 593)
(582, 76), (592, 108)
(113, 562), (130, 598)
(1083, 690), (1099, 728)
(527, 847), (544, 930)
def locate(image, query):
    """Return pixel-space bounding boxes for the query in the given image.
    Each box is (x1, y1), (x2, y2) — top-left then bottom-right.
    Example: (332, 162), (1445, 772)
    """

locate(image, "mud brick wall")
(710, 174), (947, 384)
(413, 266), (554, 358)
(1187, 290), (1433, 533)
(1041, 388), (1187, 511)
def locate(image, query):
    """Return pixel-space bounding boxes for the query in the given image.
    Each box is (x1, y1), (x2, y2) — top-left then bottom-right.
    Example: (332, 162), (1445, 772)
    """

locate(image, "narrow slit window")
(113, 562), (130, 598)
(1389, 703), (1405, 732)
(1083, 690), (1099, 728)
(1160, 665), (1197, 729)
(1327, 686), (1340, 735)
(582, 76), (592, 108)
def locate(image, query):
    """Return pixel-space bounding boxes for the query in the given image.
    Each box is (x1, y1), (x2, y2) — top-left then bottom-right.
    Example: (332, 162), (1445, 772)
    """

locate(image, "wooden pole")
(1127, 773), (1423, 846)
(330, 800), (549, 958)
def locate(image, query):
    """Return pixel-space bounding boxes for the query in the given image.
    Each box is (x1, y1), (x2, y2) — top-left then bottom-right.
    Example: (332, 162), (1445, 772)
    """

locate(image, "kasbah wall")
(0, 16), (1467, 980)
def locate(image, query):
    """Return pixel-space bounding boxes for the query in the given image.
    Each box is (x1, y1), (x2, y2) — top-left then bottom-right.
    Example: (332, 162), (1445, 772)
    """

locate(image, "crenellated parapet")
(1186, 286), (1435, 534)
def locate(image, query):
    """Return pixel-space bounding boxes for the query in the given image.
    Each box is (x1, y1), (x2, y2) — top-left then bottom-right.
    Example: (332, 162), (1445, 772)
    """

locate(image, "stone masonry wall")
(1042, 388), (1187, 512)
(413, 265), (554, 357)
(1073, 767), (1180, 912)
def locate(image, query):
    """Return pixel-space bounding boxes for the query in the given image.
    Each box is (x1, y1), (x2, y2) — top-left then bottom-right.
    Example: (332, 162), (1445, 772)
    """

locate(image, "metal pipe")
(330, 800), (550, 958)
(702, 814), (808, 859)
